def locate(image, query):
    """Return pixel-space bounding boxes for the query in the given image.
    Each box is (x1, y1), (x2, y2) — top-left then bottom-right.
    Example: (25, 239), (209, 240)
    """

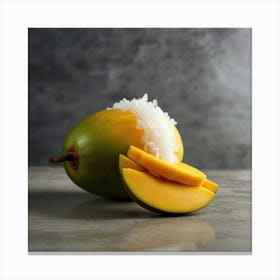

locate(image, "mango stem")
(49, 154), (74, 163)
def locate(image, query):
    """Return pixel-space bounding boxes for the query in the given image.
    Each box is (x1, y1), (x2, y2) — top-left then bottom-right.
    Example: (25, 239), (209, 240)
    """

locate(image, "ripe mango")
(127, 145), (207, 186)
(121, 168), (215, 214)
(119, 154), (218, 193)
(50, 109), (184, 200)
(119, 146), (218, 214)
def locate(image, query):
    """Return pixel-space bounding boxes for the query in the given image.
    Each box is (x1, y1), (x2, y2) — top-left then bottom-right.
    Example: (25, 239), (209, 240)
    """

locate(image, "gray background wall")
(28, 28), (251, 169)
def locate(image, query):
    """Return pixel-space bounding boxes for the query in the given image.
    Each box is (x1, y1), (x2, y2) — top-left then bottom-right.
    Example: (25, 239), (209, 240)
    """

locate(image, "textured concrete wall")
(28, 28), (251, 169)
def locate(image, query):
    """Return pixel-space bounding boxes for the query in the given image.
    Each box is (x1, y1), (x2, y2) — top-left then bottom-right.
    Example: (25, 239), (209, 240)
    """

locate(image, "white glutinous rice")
(107, 93), (179, 163)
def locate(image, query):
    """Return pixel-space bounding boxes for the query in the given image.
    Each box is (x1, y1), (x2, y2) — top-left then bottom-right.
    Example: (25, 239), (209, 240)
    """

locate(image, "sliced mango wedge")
(122, 168), (215, 214)
(119, 154), (146, 172)
(203, 178), (219, 193)
(127, 145), (206, 186)
(120, 154), (219, 193)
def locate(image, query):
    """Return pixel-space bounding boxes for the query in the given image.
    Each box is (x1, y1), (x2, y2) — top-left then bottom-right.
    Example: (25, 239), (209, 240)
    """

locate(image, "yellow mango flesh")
(203, 178), (219, 193)
(127, 145), (206, 186)
(119, 154), (146, 172)
(119, 154), (218, 193)
(122, 168), (215, 214)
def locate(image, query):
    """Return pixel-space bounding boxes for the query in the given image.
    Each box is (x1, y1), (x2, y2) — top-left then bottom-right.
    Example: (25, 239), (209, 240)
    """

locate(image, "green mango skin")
(62, 109), (144, 200)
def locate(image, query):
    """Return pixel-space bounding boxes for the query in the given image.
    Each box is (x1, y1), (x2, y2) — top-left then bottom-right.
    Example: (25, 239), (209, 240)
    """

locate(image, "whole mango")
(50, 109), (184, 200)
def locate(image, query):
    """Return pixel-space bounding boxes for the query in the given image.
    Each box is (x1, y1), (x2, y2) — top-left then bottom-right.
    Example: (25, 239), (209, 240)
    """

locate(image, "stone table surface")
(28, 167), (251, 253)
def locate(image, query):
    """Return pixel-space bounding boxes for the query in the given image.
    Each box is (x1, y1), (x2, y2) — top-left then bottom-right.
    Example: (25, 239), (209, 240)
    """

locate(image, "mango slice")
(122, 168), (215, 214)
(203, 178), (219, 193)
(120, 154), (219, 193)
(119, 154), (146, 172)
(127, 145), (206, 186)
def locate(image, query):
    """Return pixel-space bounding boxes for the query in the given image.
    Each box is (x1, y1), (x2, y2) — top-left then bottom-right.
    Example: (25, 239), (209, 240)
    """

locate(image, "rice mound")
(107, 93), (179, 163)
